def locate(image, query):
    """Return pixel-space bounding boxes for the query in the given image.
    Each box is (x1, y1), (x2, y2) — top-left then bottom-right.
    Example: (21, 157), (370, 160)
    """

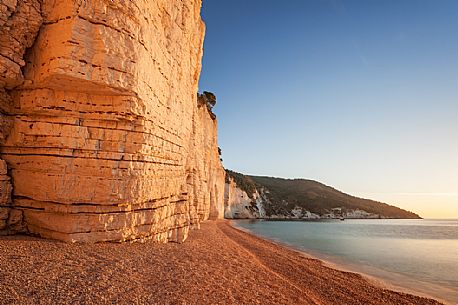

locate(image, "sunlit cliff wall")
(0, 0), (225, 242)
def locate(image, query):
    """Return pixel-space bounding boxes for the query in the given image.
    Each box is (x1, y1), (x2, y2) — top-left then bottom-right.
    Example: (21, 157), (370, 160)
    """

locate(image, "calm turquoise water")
(235, 219), (458, 304)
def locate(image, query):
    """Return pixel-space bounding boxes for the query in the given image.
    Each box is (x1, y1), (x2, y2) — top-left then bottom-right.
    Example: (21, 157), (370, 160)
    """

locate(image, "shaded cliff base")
(0, 221), (441, 305)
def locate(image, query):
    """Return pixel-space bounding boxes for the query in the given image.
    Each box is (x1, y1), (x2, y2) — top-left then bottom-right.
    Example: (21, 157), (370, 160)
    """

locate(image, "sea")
(234, 219), (458, 304)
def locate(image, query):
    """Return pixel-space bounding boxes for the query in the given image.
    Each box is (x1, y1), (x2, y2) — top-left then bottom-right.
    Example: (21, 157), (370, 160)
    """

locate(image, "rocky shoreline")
(0, 221), (442, 305)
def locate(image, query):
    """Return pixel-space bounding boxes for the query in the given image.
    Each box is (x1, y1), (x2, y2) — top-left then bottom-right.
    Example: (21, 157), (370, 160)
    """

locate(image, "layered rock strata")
(0, 0), (225, 242)
(0, 159), (19, 233)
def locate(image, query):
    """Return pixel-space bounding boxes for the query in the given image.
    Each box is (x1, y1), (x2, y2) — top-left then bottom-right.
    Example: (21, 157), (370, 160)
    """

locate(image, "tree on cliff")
(198, 91), (217, 120)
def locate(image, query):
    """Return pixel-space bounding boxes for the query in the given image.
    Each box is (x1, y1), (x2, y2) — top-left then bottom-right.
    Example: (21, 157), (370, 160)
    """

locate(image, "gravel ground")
(0, 221), (443, 305)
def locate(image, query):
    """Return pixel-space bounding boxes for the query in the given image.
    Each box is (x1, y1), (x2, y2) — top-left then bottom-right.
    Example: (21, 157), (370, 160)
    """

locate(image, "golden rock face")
(0, 0), (225, 242)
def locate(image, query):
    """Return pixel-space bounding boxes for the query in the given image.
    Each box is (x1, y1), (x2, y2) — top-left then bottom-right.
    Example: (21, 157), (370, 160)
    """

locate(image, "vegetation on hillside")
(225, 170), (258, 199)
(225, 170), (421, 219)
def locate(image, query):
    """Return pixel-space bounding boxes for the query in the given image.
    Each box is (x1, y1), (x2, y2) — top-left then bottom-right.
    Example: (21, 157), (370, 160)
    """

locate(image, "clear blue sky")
(199, 0), (458, 218)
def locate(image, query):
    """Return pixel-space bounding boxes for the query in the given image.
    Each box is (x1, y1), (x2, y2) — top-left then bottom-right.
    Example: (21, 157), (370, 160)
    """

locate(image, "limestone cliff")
(0, 160), (18, 232)
(224, 177), (265, 219)
(0, 0), (225, 242)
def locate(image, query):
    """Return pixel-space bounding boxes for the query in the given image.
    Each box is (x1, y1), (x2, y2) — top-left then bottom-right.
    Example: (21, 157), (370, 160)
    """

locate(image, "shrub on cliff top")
(197, 91), (217, 120)
(203, 91), (216, 108)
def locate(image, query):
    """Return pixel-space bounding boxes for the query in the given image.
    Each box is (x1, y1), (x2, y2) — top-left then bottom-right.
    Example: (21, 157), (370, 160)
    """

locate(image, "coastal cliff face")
(0, 160), (17, 232)
(0, 0), (225, 242)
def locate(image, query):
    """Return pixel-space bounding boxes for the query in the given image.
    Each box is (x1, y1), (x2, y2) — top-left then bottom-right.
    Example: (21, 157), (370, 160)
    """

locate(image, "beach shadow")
(0, 233), (62, 243)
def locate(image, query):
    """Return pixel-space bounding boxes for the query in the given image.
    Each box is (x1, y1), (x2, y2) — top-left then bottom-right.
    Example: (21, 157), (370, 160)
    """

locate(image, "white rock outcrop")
(224, 177), (265, 219)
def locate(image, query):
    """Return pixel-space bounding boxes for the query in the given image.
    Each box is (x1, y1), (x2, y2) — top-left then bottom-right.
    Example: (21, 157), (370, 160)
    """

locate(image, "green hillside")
(226, 170), (421, 219)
